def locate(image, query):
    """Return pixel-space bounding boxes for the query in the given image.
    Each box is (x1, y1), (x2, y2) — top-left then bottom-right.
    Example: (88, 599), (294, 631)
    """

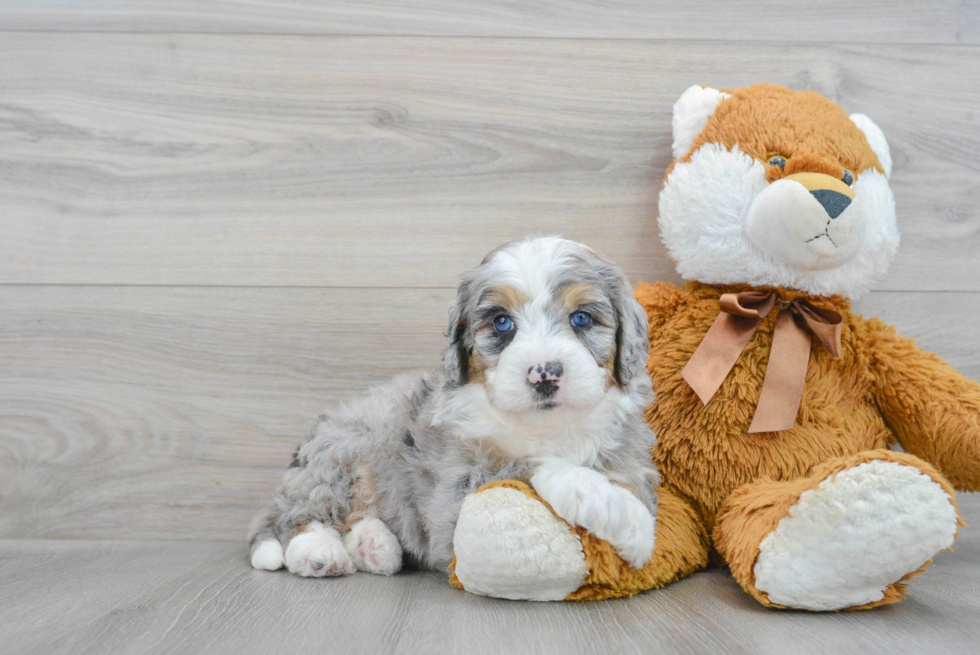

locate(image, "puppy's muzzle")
(528, 361), (563, 399)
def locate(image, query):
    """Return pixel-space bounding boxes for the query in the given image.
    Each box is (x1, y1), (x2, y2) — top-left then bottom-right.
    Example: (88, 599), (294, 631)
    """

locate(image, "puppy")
(248, 236), (659, 577)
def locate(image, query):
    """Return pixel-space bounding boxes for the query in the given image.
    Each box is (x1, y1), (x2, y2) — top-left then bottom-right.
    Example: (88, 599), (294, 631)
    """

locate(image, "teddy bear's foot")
(754, 458), (958, 610)
(451, 480), (711, 601)
(717, 451), (960, 611)
(452, 482), (588, 600)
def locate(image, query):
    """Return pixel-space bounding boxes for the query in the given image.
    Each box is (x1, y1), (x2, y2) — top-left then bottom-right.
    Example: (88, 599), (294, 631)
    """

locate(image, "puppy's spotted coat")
(248, 237), (659, 577)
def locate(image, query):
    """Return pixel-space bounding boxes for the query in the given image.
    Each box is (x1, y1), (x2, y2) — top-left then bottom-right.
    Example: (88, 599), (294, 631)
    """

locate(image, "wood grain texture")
(1, 497), (978, 655)
(2, 2), (979, 649)
(0, 286), (451, 541)
(1, 286), (976, 542)
(0, 1), (977, 43)
(2, 34), (980, 290)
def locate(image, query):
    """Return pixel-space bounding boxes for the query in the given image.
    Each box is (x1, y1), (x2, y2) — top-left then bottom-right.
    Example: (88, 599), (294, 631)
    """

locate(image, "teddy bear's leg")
(449, 480), (709, 601)
(714, 449), (962, 611)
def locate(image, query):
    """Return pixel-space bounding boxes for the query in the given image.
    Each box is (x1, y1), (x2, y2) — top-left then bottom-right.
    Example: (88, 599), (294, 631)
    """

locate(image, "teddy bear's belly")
(648, 354), (893, 529)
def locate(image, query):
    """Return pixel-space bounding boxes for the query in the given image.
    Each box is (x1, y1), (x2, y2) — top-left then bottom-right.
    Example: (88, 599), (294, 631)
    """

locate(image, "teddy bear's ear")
(672, 85), (730, 159)
(850, 113), (893, 177)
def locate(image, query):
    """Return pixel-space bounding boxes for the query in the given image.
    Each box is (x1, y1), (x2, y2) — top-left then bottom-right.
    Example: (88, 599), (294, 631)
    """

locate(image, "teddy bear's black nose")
(811, 189), (852, 219)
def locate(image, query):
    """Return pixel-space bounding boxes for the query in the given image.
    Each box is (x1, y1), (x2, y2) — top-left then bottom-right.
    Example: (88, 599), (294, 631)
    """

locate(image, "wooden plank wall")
(1, 1), (978, 542)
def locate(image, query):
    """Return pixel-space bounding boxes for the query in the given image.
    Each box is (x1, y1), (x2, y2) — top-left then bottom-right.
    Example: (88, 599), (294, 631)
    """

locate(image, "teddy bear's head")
(659, 83), (898, 299)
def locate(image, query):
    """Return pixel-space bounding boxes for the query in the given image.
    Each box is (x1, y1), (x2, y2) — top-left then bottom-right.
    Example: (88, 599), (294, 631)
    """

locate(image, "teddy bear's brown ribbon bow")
(681, 291), (843, 433)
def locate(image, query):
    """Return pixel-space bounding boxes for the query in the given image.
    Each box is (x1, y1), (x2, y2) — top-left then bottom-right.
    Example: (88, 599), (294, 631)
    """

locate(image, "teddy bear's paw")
(250, 538), (285, 570)
(530, 461), (655, 569)
(343, 517), (403, 576)
(453, 485), (588, 600)
(753, 460), (958, 610)
(285, 521), (356, 578)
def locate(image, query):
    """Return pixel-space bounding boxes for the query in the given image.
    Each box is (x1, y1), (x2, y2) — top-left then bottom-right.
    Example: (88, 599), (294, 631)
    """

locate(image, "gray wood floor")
(3, 508), (980, 655)
(1, 1), (979, 653)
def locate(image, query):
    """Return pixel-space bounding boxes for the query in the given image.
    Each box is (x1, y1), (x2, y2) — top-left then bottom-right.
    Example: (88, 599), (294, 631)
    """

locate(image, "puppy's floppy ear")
(613, 289), (650, 388)
(443, 277), (473, 387)
(595, 259), (649, 387)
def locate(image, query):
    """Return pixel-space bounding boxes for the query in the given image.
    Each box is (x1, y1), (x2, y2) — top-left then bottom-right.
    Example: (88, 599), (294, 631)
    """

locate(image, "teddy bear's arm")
(870, 318), (980, 492)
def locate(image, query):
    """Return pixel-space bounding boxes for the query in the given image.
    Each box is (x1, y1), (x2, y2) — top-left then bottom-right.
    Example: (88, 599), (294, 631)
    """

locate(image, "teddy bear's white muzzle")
(745, 172), (867, 271)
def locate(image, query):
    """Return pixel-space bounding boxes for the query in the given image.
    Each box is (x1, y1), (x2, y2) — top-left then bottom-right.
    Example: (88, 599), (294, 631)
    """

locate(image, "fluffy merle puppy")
(248, 237), (659, 578)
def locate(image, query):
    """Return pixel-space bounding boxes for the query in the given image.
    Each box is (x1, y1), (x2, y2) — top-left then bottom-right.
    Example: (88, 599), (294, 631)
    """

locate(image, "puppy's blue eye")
(493, 315), (514, 333)
(571, 311), (592, 328)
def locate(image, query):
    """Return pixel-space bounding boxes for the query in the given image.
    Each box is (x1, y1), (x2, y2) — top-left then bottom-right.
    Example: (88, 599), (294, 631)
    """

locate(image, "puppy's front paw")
(531, 463), (655, 569)
(285, 521), (356, 577)
(343, 517), (403, 576)
(605, 485), (655, 569)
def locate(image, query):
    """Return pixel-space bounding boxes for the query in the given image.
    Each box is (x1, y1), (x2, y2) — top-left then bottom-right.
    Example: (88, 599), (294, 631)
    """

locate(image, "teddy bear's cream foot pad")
(453, 486), (588, 601)
(753, 460), (959, 611)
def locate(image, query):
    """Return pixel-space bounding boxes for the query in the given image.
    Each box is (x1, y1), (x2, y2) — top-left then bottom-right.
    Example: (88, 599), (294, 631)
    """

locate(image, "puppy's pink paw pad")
(285, 522), (355, 578)
(344, 518), (403, 576)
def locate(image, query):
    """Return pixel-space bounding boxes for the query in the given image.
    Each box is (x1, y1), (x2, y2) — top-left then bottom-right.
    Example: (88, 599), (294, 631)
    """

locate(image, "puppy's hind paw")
(250, 539), (285, 571)
(344, 518), (403, 576)
(285, 521), (356, 578)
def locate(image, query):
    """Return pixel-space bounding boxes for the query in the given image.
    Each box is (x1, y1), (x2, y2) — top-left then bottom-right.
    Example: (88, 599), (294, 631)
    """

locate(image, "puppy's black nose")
(810, 189), (852, 219)
(528, 361), (563, 398)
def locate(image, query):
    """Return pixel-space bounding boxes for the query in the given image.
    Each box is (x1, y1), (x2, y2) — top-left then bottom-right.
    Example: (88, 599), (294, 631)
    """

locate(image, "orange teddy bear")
(448, 84), (980, 610)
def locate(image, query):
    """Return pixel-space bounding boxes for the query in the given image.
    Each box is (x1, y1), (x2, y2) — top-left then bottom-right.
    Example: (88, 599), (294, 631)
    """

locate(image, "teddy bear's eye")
(842, 170), (855, 186)
(767, 156), (787, 170)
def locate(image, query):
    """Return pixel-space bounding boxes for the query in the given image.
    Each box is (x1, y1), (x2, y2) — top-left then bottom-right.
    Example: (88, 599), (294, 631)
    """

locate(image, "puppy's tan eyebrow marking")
(481, 285), (529, 312)
(558, 282), (601, 310)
